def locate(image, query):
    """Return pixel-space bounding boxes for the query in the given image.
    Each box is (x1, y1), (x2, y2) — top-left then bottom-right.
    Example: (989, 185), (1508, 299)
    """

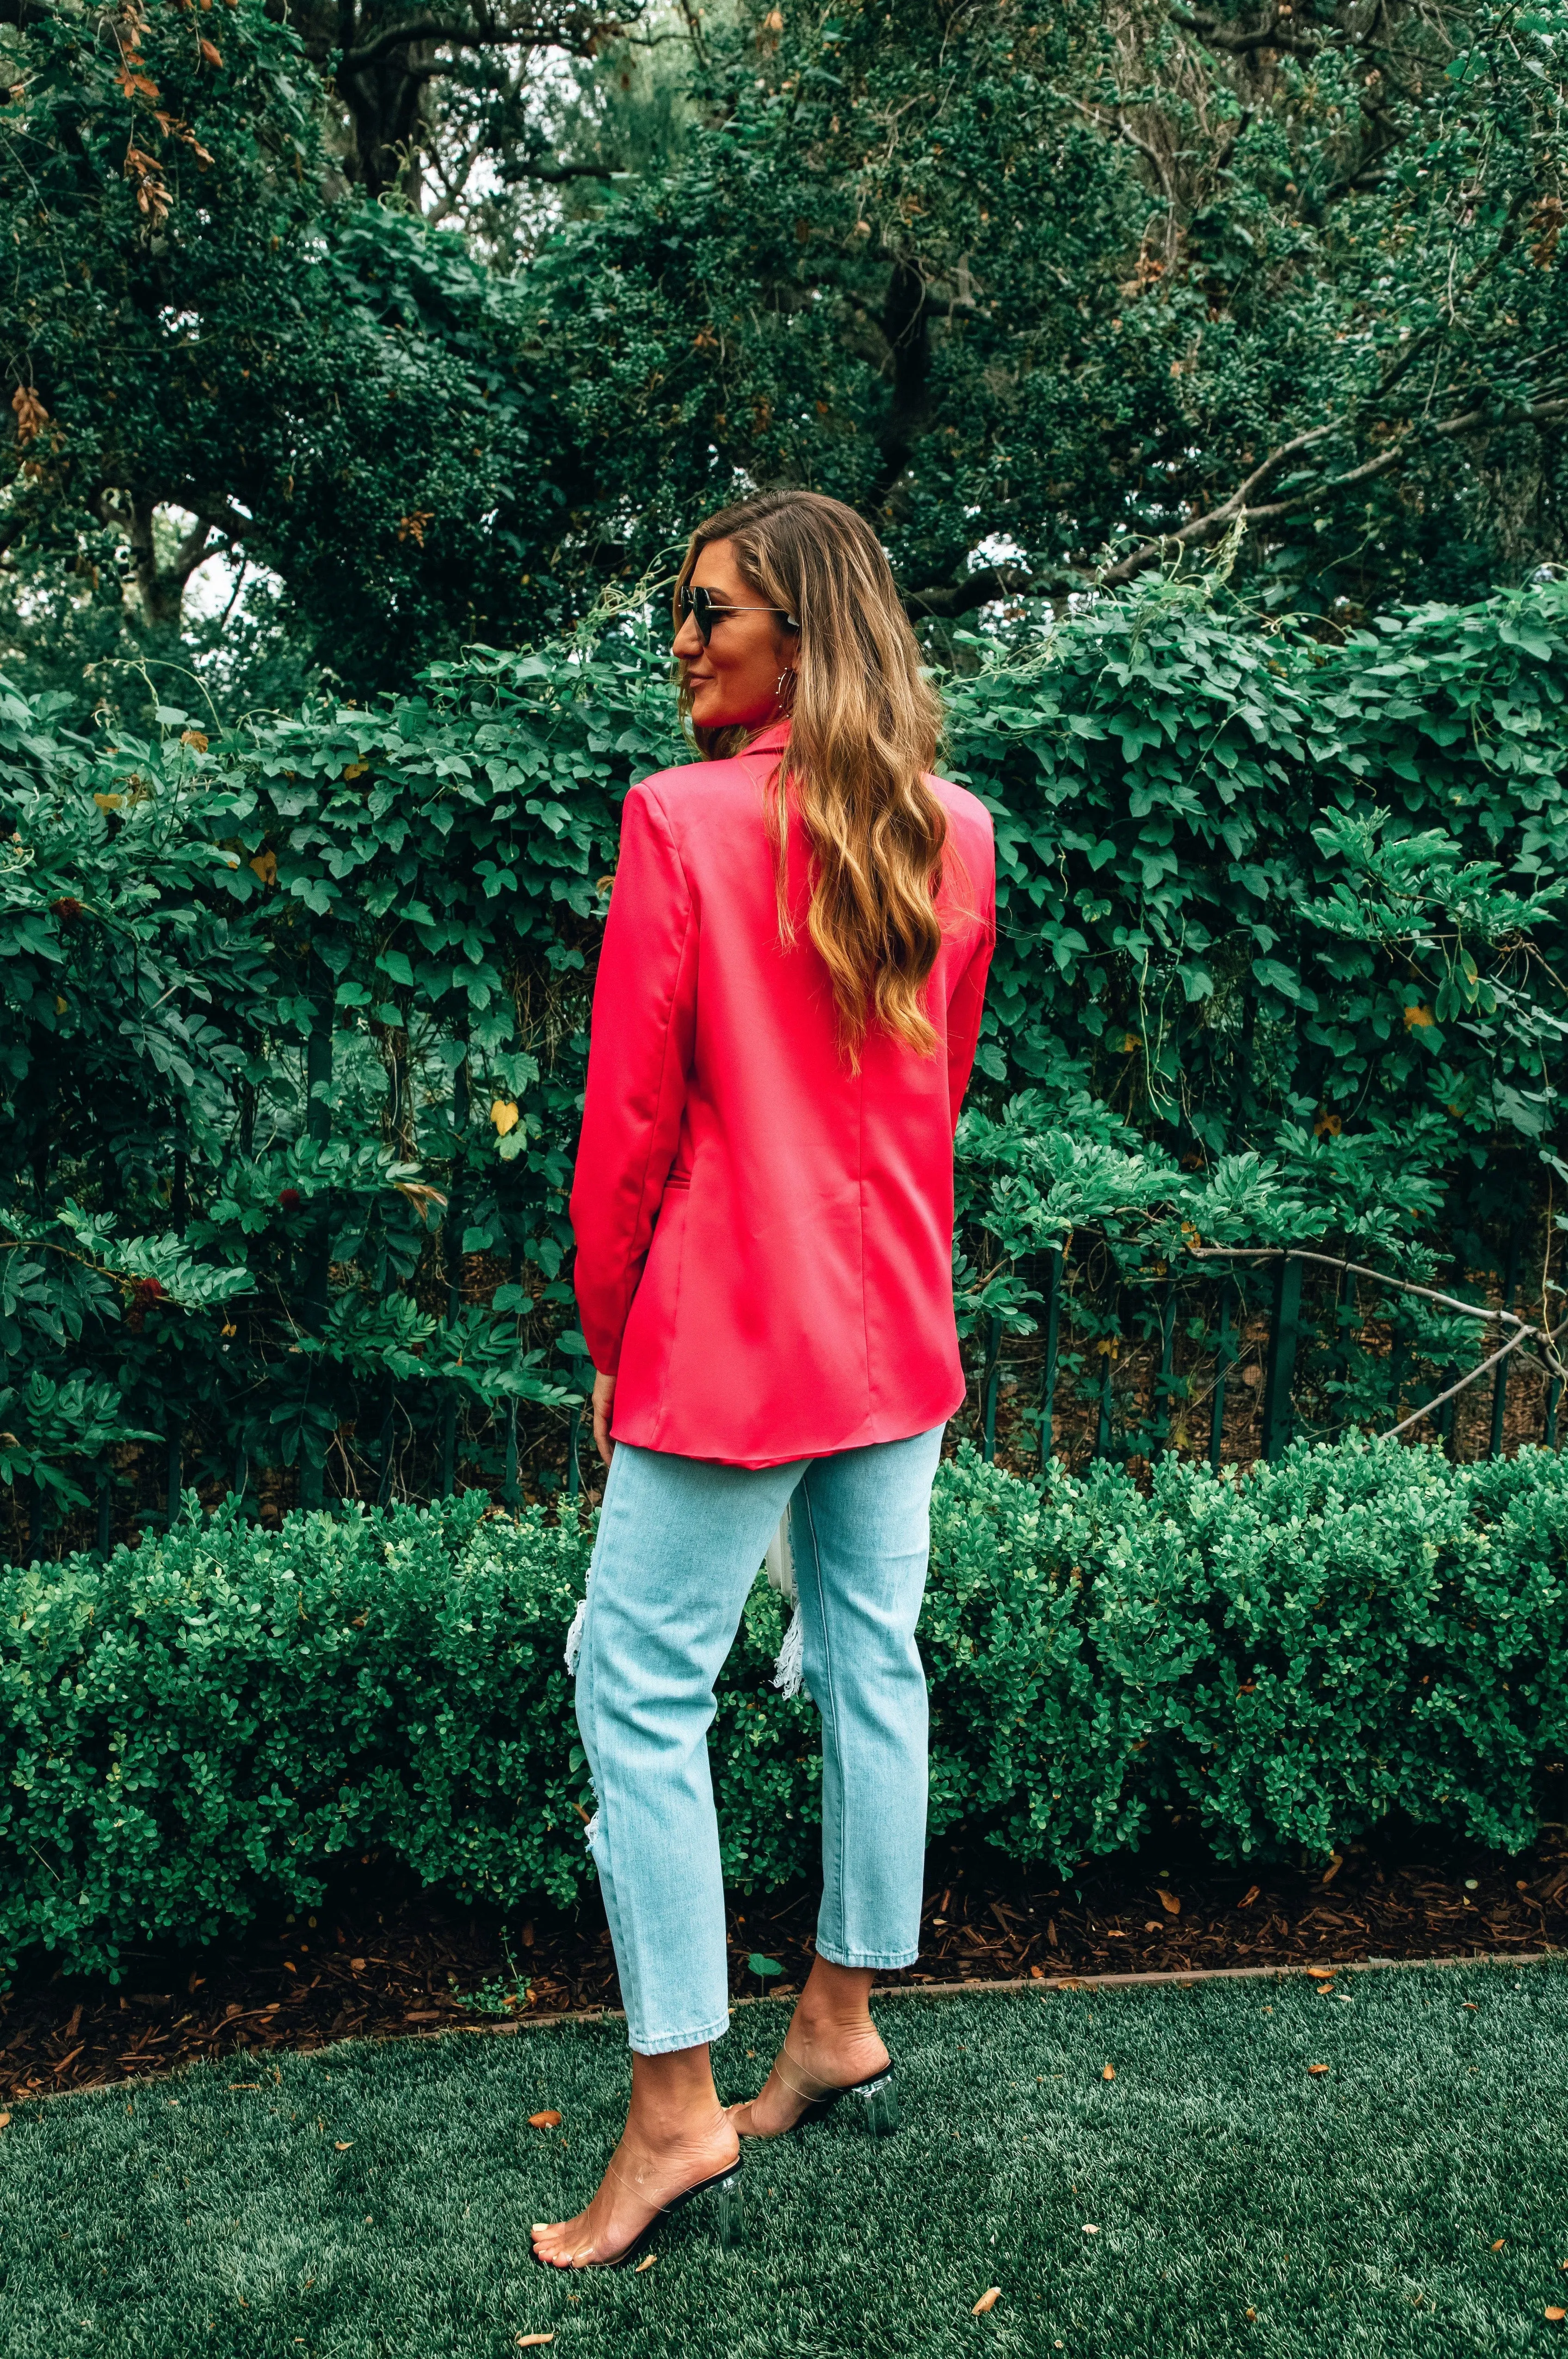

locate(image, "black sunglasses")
(678, 582), (800, 644)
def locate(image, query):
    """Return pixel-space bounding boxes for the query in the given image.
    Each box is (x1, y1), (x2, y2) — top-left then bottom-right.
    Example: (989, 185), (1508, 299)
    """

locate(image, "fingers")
(591, 1370), (616, 1466)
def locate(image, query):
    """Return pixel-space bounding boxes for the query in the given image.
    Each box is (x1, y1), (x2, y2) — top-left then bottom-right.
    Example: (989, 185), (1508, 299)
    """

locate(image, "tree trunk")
(95, 489), (234, 640)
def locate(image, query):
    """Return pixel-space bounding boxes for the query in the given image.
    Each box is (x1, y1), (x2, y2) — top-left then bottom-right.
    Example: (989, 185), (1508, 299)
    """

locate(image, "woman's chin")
(692, 695), (775, 732)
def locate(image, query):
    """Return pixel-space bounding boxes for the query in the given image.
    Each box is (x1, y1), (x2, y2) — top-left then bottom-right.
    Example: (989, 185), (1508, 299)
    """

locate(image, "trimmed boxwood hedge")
(3, 1435), (1565, 1979)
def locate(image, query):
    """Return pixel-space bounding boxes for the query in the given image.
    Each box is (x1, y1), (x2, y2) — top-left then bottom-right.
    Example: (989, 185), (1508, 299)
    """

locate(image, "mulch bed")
(3, 1824), (1564, 2103)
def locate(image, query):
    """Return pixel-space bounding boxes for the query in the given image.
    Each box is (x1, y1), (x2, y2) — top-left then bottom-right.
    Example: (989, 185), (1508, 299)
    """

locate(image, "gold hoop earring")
(776, 668), (796, 709)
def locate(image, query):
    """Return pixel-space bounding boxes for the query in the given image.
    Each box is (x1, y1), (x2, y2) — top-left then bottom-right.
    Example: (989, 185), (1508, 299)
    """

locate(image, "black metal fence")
(976, 1235), (1562, 1474)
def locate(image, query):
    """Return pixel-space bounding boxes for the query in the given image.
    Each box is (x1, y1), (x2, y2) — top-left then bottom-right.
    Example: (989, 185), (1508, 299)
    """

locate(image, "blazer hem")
(606, 1384), (963, 1470)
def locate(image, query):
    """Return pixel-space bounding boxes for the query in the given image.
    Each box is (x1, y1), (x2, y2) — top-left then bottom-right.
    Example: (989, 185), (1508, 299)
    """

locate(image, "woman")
(531, 489), (994, 2271)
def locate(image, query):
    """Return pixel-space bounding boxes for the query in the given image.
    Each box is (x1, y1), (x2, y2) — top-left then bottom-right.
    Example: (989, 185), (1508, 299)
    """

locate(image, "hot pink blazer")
(569, 717), (996, 1467)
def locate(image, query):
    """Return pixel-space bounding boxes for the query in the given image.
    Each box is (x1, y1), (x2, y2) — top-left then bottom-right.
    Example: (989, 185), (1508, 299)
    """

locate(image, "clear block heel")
(851, 2069), (900, 2137)
(711, 2166), (745, 2248)
(612, 2162), (744, 2267)
(762, 2052), (900, 2139)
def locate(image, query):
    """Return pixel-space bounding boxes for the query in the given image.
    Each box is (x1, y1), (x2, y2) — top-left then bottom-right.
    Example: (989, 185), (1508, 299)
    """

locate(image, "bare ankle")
(626, 2097), (729, 2145)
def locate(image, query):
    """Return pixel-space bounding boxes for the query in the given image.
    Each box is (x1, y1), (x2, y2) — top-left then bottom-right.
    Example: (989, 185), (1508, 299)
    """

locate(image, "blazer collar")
(741, 717), (792, 755)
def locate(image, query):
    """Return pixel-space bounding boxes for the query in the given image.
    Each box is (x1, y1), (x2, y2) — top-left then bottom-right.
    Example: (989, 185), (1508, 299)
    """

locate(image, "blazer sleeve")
(945, 824), (997, 1134)
(569, 782), (698, 1377)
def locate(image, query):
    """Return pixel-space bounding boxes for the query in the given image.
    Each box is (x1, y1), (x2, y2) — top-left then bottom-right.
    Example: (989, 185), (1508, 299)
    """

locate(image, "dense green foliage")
(0, 0), (577, 702)
(1, 1436), (1563, 1978)
(3, 575), (1567, 1530)
(4, 0), (1565, 701)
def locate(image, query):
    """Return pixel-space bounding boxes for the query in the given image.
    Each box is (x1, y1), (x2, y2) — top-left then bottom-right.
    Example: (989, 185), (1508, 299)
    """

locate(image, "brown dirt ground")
(4, 1827), (1563, 2102)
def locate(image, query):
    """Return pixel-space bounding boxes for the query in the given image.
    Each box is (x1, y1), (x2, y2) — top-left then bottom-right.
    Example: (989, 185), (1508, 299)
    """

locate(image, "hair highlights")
(675, 489), (950, 1060)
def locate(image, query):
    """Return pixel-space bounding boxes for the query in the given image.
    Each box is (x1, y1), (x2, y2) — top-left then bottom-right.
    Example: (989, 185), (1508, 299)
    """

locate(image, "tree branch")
(342, 15), (499, 70)
(504, 155), (621, 183)
(904, 563), (1076, 619)
(1096, 392), (1568, 589)
(1169, 5), (1317, 60)
(340, 5), (617, 71)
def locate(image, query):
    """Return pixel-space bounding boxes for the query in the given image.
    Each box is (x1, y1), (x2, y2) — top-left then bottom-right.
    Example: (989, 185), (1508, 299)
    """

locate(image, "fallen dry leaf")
(1306, 1966), (1335, 1981)
(634, 2254), (656, 2274)
(1029, 1964), (1045, 1980)
(1492, 2240), (1506, 2252)
(1547, 2309), (1566, 2324)
(1082, 2223), (1100, 2235)
(1238, 1885), (1260, 1908)
(528, 2111), (562, 2130)
(516, 2338), (556, 2348)
(1101, 2064), (1116, 2081)
(971, 2287), (1001, 2314)
(1156, 1890), (1181, 1917)
(1307, 2063), (1330, 2075)
(0, 2111), (10, 2130)
(334, 2141), (352, 2151)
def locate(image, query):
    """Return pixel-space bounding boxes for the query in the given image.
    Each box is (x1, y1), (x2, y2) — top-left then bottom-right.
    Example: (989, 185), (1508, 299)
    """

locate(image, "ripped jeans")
(570, 1424), (944, 2054)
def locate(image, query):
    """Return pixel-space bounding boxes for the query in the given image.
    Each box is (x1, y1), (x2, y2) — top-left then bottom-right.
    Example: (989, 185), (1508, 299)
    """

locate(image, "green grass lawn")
(4, 1960), (1567, 2359)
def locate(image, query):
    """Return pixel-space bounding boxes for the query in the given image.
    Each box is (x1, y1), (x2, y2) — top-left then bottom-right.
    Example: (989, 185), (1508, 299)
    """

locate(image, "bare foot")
(729, 2013), (890, 2140)
(530, 2112), (739, 2270)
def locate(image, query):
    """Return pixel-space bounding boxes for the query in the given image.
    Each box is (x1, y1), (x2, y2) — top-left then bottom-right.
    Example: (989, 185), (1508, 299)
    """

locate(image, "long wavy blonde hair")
(675, 489), (951, 1060)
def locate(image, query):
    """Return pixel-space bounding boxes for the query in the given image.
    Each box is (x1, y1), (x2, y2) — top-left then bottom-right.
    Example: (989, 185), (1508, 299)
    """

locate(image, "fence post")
(376, 1399), (395, 1507)
(1037, 1246), (1062, 1469)
(504, 1247), (522, 1511)
(1330, 1266), (1356, 1435)
(1209, 1280), (1234, 1472)
(1150, 1282), (1177, 1462)
(1094, 1292), (1118, 1460)
(1489, 1223), (1523, 1460)
(440, 1047), (470, 1499)
(981, 1314), (1002, 1462)
(298, 947), (335, 1512)
(1260, 1254), (1302, 1462)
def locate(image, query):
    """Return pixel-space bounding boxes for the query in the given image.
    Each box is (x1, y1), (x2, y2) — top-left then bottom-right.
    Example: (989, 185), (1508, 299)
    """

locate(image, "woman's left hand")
(591, 1369), (617, 1466)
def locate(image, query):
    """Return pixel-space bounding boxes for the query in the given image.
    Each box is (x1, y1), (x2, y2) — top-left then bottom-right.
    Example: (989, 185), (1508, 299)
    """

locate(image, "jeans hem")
(628, 2011), (732, 2057)
(813, 1943), (920, 1971)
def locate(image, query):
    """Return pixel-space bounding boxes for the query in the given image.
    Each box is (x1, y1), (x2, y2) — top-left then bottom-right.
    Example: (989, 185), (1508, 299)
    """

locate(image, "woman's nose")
(672, 614), (705, 660)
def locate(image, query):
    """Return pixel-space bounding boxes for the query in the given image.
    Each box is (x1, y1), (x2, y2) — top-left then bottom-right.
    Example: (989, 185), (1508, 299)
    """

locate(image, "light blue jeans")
(572, 1424), (945, 2054)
